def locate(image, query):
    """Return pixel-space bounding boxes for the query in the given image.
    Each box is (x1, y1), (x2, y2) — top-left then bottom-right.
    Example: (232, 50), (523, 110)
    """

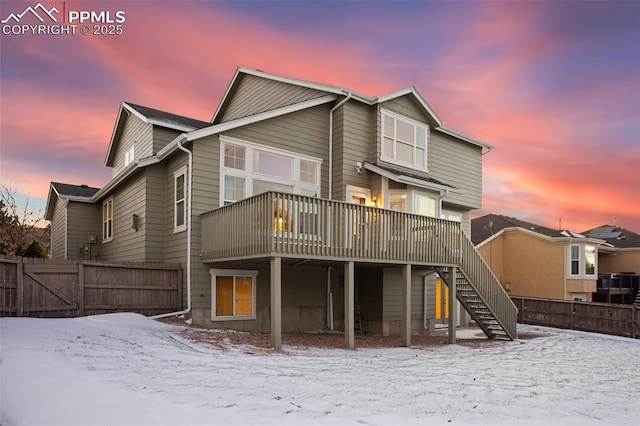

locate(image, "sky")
(0, 0), (638, 232)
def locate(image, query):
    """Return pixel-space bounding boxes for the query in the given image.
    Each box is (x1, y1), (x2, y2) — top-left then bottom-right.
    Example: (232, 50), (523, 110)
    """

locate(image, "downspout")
(326, 93), (352, 330)
(328, 92), (352, 199)
(152, 137), (192, 319)
(435, 189), (450, 218)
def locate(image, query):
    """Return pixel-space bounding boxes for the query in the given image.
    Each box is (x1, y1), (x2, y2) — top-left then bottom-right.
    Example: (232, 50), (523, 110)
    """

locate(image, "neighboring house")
(583, 225), (640, 304)
(45, 67), (517, 348)
(472, 214), (606, 302)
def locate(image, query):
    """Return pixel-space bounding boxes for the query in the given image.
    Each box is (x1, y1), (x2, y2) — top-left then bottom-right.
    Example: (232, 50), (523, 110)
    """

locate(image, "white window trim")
(219, 136), (322, 206)
(380, 108), (429, 172)
(124, 144), (135, 167)
(173, 166), (187, 233)
(210, 269), (258, 321)
(567, 244), (597, 278)
(102, 196), (113, 243)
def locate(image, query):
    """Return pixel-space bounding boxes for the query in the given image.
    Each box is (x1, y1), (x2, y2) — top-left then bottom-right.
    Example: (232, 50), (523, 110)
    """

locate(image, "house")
(472, 214), (606, 302)
(583, 225), (640, 304)
(45, 67), (517, 348)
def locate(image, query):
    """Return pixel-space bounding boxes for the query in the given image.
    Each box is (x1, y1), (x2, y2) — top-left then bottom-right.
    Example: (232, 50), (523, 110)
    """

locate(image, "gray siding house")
(45, 67), (517, 348)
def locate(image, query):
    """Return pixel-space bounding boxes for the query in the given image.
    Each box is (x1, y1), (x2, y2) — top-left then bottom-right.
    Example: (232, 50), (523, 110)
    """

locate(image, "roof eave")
(104, 102), (128, 167)
(435, 126), (494, 150)
(364, 162), (463, 195)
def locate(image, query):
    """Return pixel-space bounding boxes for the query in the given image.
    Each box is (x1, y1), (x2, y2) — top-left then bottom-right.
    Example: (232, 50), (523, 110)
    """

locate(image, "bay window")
(568, 244), (597, 277)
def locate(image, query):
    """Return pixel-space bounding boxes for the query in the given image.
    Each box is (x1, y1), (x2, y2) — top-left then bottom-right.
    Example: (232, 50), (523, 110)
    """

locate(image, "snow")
(1, 314), (639, 426)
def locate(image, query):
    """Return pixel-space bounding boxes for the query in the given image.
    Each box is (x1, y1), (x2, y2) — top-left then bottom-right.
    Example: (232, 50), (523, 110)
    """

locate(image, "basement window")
(210, 269), (257, 320)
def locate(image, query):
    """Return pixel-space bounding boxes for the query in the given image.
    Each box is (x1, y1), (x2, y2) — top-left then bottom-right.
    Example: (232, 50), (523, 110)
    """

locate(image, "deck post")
(344, 261), (355, 349)
(402, 264), (412, 347)
(270, 256), (282, 350)
(448, 267), (457, 344)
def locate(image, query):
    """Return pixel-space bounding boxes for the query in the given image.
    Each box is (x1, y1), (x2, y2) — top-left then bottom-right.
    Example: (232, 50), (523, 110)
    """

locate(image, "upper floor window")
(174, 167), (187, 233)
(381, 109), (428, 171)
(569, 244), (596, 277)
(220, 136), (321, 205)
(102, 197), (113, 243)
(124, 145), (135, 167)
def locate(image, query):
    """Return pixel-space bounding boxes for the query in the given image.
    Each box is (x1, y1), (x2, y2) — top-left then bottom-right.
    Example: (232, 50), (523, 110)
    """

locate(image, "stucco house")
(472, 214), (606, 302)
(45, 67), (517, 348)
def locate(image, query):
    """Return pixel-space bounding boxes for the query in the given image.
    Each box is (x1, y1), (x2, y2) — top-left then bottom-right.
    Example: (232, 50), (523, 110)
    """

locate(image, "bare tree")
(0, 185), (46, 256)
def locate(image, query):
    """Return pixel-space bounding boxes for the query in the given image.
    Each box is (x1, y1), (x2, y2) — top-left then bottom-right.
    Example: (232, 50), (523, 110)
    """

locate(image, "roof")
(471, 214), (566, 245)
(51, 182), (100, 198)
(583, 225), (640, 249)
(105, 102), (211, 167)
(45, 182), (100, 220)
(210, 67), (493, 150)
(364, 162), (461, 194)
(124, 102), (210, 131)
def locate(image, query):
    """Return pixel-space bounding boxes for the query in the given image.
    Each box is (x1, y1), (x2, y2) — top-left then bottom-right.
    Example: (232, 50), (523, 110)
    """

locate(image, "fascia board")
(435, 126), (494, 150)
(364, 162), (463, 195)
(376, 87), (443, 127)
(185, 95), (337, 142)
(104, 103), (128, 166)
(476, 228), (506, 248)
(210, 67), (242, 123)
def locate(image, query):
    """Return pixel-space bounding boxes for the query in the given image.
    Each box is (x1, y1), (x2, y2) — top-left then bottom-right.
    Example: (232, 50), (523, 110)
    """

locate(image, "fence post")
(522, 298), (526, 324)
(78, 262), (85, 317)
(570, 299), (574, 330)
(16, 260), (24, 317)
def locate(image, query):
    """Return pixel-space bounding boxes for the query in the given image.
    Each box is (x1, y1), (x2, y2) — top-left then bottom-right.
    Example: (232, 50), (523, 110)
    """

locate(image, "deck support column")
(270, 256), (282, 350)
(448, 267), (457, 344)
(344, 261), (355, 349)
(402, 264), (412, 347)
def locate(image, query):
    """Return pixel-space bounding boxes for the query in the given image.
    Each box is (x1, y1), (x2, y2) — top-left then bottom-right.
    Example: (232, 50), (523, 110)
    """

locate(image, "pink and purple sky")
(1, 0), (638, 232)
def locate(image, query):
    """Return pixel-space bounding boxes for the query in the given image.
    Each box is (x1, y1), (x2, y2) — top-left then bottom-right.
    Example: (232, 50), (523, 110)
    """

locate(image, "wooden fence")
(512, 297), (639, 339)
(0, 256), (182, 318)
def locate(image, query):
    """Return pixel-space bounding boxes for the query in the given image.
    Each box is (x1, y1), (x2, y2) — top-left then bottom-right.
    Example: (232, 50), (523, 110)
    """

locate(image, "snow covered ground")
(1, 314), (638, 426)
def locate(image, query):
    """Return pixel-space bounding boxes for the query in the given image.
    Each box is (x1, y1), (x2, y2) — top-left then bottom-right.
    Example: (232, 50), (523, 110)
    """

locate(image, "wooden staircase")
(436, 232), (518, 341)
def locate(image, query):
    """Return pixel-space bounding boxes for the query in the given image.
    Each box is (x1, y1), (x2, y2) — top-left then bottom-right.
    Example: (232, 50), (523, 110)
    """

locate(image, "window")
(210, 269), (257, 320)
(102, 197), (113, 243)
(584, 245), (595, 276)
(569, 244), (597, 277)
(124, 145), (135, 167)
(174, 167), (187, 232)
(220, 137), (321, 205)
(413, 193), (436, 217)
(570, 245), (580, 275)
(381, 109), (428, 170)
(389, 191), (406, 212)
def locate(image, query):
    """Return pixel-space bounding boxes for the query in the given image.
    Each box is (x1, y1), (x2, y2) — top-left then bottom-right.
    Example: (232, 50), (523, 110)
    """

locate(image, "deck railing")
(457, 234), (518, 339)
(201, 191), (462, 265)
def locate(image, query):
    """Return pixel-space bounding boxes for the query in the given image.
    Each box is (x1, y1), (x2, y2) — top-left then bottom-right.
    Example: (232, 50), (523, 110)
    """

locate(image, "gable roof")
(471, 214), (566, 245)
(211, 67), (494, 150)
(125, 102), (210, 131)
(51, 182), (100, 198)
(45, 182), (100, 220)
(583, 225), (640, 249)
(104, 102), (211, 167)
